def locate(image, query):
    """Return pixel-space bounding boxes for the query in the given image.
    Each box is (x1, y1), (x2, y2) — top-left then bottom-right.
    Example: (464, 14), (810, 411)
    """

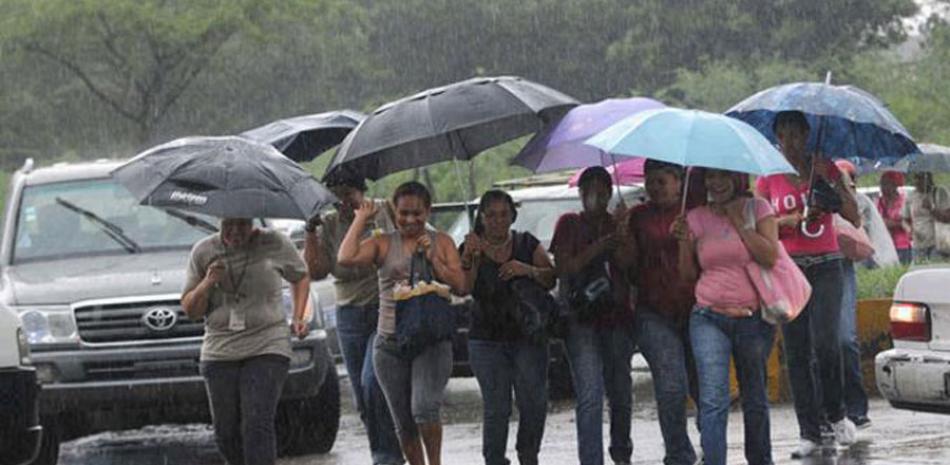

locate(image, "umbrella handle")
(800, 218), (825, 238)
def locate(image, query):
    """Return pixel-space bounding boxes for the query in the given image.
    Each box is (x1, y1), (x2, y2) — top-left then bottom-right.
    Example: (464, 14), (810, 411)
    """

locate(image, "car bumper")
(0, 367), (42, 465)
(32, 331), (333, 436)
(876, 347), (950, 414)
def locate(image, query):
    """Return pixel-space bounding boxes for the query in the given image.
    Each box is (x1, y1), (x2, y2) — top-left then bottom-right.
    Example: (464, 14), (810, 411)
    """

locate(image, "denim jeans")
(634, 309), (697, 465)
(337, 304), (403, 464)
(690, 308), (775, 465)
(564, 321), (636, 465)
(469, 339), (549, 465)
(200, 354), (289, 465)
(786, 257), (845, 442)
(839, 261), (869, 421)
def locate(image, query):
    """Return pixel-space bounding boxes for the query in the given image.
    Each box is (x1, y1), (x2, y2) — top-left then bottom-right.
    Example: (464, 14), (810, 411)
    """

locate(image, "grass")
(856, 264), (910, 300)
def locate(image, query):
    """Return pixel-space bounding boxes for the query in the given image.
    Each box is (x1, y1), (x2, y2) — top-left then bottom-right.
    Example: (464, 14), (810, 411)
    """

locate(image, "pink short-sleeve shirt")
(687, 198), (775, 310)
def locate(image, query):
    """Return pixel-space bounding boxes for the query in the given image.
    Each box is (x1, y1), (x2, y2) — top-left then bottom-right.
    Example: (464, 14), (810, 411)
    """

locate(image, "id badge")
(228, 308), (246, 331)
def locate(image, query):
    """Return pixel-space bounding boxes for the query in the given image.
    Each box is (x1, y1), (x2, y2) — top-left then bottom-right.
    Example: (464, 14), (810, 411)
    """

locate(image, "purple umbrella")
(511, 97), (666, 172)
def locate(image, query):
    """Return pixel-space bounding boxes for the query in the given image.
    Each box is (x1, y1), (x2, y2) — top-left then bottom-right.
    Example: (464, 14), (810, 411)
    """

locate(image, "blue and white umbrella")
(726, 80), (920, 165)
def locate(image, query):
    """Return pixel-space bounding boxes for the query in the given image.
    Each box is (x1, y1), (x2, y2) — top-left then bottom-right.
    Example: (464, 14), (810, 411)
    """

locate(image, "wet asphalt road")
(59, 359), (950, 465)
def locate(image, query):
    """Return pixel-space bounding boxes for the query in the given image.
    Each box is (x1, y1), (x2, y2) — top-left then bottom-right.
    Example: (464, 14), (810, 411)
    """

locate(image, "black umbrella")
(239, 110), (365, 162)
(112, 136), (337, 219)
(324, 76), (579, 180)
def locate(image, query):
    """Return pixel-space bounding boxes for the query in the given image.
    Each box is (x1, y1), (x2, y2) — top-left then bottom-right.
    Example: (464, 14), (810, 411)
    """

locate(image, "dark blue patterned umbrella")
(726, 81), (920, 165)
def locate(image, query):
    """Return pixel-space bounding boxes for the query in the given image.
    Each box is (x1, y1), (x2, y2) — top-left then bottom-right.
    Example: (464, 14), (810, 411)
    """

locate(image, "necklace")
(483, 232), (512, 261)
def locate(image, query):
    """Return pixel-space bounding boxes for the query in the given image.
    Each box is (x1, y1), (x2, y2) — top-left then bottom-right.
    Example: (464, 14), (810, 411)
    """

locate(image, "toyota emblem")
(142, 307), (178, 332)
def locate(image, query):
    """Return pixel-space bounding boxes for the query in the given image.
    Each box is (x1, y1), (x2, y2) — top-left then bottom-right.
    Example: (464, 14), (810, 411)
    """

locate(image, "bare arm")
(304, 229), (332, 280)
(555, 237), (612, 276)
(337, 200), (380, 268)
(289, 276), (311, 338)
(529, 244), (556, 289)
(671, 215), (699, 283)
(429, 233), (467, 294)
(181, 260), (223, 320)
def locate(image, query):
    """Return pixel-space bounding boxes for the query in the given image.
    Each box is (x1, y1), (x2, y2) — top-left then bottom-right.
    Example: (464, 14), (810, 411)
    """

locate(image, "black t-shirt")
(463, 231), (540, 341)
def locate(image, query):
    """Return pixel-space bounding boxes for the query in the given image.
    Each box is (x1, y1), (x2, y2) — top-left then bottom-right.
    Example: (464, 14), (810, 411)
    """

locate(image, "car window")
(13, 178), (216, 263)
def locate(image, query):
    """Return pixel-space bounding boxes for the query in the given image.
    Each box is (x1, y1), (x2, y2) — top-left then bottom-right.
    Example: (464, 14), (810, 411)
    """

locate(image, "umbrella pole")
(607, 151), (624, 207)
(680, 167), (692, 215)
(452, 157), (475, 225)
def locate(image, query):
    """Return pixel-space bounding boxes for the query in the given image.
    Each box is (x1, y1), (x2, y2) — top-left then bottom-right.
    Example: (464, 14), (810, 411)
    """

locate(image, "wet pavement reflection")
(59, 371), (950, 465)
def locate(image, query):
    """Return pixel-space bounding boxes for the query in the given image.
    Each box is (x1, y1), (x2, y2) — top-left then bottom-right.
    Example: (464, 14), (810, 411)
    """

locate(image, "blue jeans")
(786, 258), (845, 442)
(690, 309), (775, 465)
(565, 321), (636, 465)
(469, 339), (549, 465)
(840, 260), (869, 421)
(635, 309), (697, 465)
(337, 304), (403, 465)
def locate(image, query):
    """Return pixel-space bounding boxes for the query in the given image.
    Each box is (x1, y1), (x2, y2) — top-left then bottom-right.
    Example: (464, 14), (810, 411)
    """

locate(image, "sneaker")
(832, 417), (857, 445)
(791, 439), (820, 459)
(851, 415), (872, 430)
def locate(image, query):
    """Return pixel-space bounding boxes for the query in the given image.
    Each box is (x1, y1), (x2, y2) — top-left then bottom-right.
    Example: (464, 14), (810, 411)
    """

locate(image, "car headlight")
(17, 327), (31, 365)
(18, 306), (79, 345)
(280, 288), (317, 327)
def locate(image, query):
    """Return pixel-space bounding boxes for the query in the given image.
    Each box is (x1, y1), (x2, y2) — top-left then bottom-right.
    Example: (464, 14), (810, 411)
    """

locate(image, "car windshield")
(12, 178), (216, 264)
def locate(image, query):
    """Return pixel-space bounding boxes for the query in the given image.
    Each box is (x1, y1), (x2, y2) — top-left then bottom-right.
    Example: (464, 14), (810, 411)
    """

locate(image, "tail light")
(890, 301), (931, 342)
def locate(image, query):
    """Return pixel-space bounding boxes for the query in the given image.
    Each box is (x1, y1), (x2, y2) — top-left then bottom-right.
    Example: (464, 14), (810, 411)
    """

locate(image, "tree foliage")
(0, 0), (943, 202)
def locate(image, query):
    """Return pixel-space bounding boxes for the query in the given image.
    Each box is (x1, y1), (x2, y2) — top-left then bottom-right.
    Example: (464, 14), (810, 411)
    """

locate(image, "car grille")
(74, 300), (204, 343)
(83, 358), (200, 381)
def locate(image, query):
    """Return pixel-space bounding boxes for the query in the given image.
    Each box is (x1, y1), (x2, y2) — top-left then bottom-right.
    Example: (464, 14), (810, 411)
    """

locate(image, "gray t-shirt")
(903, 187), (950, 250)
(184, 229), (308, 361)
(318, 200), (395, 307)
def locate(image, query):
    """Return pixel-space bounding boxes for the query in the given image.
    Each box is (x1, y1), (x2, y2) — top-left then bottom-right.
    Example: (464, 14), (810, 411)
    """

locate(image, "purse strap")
(743, 198), (757, 231)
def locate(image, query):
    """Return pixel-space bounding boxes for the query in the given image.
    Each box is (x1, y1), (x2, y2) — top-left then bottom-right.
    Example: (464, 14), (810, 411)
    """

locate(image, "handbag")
(834, 214), (875, 261)
(393, 252), (457, 358)
(565, 257), (615, 324)
(509, 277), (558, 345)
(742, 200), (812, 325)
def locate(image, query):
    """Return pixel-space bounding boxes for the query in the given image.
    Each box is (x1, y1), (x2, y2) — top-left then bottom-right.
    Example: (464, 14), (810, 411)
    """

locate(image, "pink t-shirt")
(687, 198), (775, 310)
(877, 194), (912, 250)
(755, 165), (840, 256)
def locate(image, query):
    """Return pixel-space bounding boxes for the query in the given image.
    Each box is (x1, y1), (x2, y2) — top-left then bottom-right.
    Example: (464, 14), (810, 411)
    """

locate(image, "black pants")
(200, 354), (289, 465)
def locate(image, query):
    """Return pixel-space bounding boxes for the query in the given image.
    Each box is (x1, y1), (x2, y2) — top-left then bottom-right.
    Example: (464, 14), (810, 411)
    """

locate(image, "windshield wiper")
(162, 208), (218, 234)
(54, 197), (141, 254)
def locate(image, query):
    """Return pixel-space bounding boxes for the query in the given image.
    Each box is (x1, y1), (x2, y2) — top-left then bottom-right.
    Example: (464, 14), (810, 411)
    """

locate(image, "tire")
(276, 370), (341, 457)
(28, 420), (60, 465)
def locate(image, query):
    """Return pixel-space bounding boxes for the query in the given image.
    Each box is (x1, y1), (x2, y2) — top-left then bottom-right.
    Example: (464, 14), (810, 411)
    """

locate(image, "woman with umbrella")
(550, 166), (637, 465)
(626, 159), (699, 465)
(673, 168), (780, 465)
(459, 189), (556, 465)
(877, 171), (912, 264)
(337, 181), (466, 465)
(754, 110), (861, 457)
(903, 172), (950, 262)
(181, 218), (312, 465)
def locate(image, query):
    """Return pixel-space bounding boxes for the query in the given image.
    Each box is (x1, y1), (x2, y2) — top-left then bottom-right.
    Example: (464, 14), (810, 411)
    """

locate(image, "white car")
(875, 265), (950, 413)
(0, 305), (43, 465)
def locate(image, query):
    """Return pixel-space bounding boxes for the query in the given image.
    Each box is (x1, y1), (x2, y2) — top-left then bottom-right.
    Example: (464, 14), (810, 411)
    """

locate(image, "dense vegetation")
(0, 0), (947, 203)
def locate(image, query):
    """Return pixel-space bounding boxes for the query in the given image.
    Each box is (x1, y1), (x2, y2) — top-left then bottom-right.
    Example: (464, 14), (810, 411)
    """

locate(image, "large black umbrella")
(239, 110), (365, 162)
(324, 76), (578, 180)
(112, 136), (337, 219)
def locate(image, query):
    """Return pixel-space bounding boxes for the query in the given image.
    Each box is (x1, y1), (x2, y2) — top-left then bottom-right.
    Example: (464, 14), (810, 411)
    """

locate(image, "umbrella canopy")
(568, 157), (645, 187)
(112, 136), (337, 219)
(585, 108), (797, 176)
(325, 76), (578, 180)
(239, 110), (364, 162)
(726, 81), (919, 163)
(512, 97), (665, 173)
(893, 143), (950, 173)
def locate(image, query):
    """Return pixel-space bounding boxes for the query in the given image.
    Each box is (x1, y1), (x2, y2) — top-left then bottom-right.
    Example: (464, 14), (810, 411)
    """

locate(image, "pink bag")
(743, 200), (812, 325)
(834, 215), (874, 261)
